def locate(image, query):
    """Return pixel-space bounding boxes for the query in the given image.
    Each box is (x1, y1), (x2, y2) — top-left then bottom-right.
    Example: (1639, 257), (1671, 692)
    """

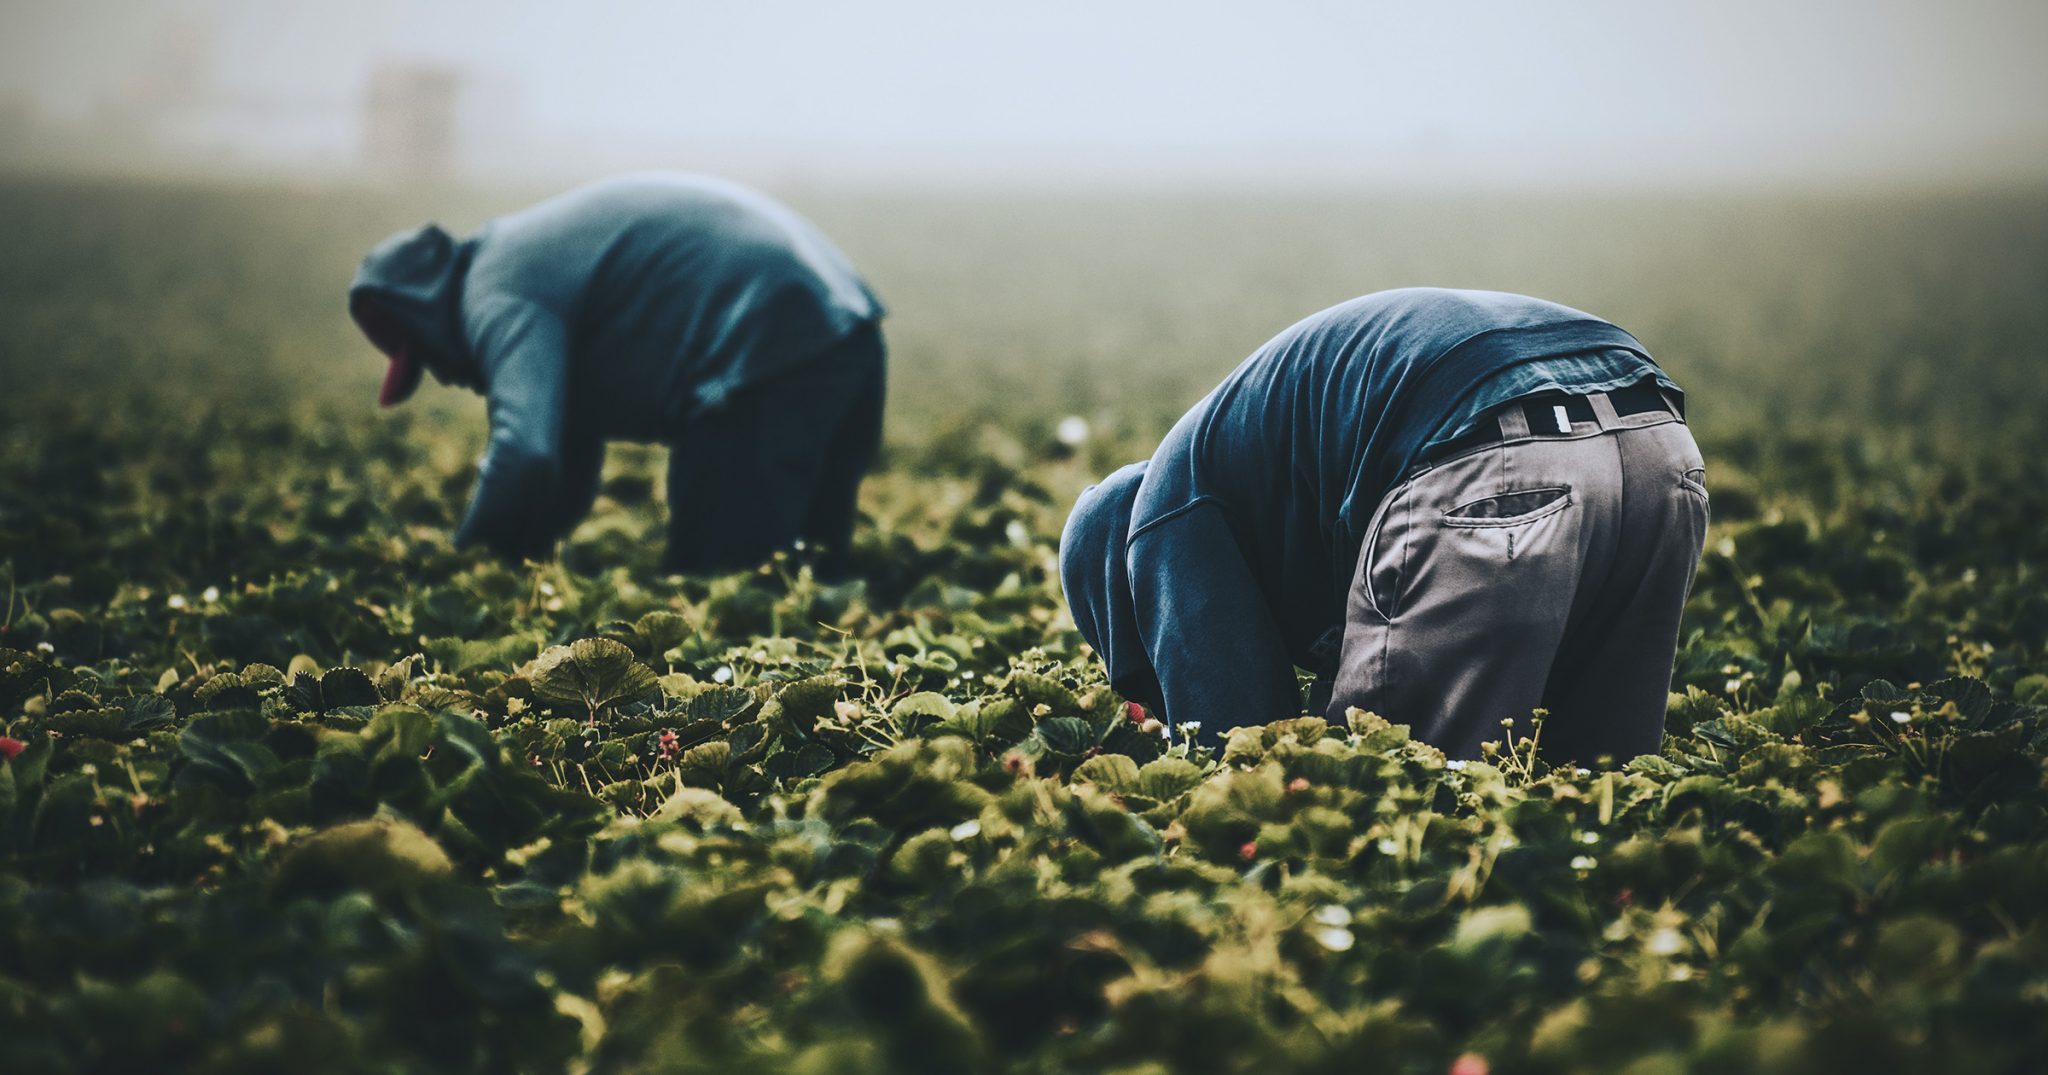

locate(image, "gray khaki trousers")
(1326, 393), (1709, 764)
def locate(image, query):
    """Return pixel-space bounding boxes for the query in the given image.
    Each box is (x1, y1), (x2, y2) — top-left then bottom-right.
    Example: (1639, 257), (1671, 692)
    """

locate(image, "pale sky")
(3, 0), (2045, 185)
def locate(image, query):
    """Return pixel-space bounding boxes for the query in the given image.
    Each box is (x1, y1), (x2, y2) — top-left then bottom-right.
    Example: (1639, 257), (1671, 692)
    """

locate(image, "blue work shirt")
(1059, 289), (1674, 741)
(1431, 347), (1676, 443)
(349, 173), (883, 558)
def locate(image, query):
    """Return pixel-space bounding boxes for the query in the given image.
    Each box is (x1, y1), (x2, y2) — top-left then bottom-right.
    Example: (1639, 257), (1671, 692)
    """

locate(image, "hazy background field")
(4, 1), (2047, 528)
(4, 176), (2044, 469)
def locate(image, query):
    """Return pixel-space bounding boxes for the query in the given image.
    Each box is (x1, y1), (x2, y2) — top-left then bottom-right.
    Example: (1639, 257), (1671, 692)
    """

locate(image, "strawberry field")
(3, 177), (2047, 1073)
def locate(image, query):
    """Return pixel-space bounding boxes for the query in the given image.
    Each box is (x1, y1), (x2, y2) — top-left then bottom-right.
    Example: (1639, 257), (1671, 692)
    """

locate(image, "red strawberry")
(0, 736), (25, 761)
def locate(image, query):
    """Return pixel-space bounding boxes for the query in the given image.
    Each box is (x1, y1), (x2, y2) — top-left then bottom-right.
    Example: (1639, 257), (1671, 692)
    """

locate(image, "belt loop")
(1588, 391), (1622, 431)
(1497, 402), (1531, 439)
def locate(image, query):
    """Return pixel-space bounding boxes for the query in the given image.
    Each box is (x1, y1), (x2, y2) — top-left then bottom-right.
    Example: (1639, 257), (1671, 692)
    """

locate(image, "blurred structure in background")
(0, 5), (523, 184)
(0, 1), (2043, 190)
(362, 62), (464, 182)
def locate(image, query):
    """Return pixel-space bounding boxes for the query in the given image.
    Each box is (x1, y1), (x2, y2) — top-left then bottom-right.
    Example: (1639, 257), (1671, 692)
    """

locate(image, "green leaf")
(1869, 816), (1948, 881)
(633, 611), (692, 657)
(322, 667), (378, 707)
(528, 638), (660, 718)
(435, 711), (501, 768)
(765, 741), (836, 780)
(364, 705), (436, 765)
(682, 685), (761, 726)
(284, 666), (379, 714)
(1064, 784), (1163, 860)
(195, 672), (261, 712)
(272, 817), (454, 898)
(890, 691), (957, 733)
(649, 785), (742, 828)
(122, 694), (177, 732)
(1872, 914), (1964, 982)
(949, 696), (1034, 746)
(1034, 716), (1096, 757)
(1072, 753), (1140, 792)
(46, 706), (130, 740)
(178, 710), (279, 792)
(1450, 904), (1532, 958)
(1136, 756), (1205, 802)
(1006, 670), (1081, 716)
(762, 676), (842, 738)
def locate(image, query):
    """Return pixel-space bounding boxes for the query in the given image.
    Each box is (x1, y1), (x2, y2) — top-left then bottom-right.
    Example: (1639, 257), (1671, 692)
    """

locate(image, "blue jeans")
(661, 321), (886, 580)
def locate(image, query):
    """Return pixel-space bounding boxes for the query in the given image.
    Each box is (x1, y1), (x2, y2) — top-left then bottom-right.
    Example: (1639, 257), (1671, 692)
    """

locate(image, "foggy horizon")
(3, 0), (2046, 191)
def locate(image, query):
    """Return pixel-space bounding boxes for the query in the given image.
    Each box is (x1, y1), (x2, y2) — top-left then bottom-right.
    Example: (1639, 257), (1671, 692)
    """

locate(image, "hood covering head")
(1059, 462), (1162, 713)
(347, 223), (479, 404)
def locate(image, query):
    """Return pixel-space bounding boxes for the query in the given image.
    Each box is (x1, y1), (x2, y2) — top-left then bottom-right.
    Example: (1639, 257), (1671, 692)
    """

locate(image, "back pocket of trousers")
(1442, 486), (1571, 527)
(1680, 467), (1709, 501)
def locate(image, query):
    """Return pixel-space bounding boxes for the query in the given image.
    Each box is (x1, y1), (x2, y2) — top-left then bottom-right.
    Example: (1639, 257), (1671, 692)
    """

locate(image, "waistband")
(1419, 379), (1682, 466)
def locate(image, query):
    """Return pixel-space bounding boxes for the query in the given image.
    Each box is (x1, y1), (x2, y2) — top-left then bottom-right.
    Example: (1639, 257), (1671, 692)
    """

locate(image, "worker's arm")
(1126, 501), (1302, 746)
(453, 296), (573, 562)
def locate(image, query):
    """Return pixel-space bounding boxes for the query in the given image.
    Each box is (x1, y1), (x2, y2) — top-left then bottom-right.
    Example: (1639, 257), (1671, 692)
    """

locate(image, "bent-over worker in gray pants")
(1059, 288), (1710, 764)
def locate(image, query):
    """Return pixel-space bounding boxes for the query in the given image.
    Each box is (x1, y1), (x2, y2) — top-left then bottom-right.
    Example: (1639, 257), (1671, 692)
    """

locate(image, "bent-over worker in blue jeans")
(1060, 288), (1709, 763)
(347, 172), (886, 578)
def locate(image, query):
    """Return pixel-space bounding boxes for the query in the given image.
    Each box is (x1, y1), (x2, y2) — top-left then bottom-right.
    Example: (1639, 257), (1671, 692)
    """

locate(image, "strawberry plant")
(3, 177), (2047, 1073)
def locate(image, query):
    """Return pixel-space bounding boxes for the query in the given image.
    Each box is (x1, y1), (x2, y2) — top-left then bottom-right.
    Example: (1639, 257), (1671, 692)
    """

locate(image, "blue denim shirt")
(349, 173), (883, 560)
(1427, 347), (1676, 446)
